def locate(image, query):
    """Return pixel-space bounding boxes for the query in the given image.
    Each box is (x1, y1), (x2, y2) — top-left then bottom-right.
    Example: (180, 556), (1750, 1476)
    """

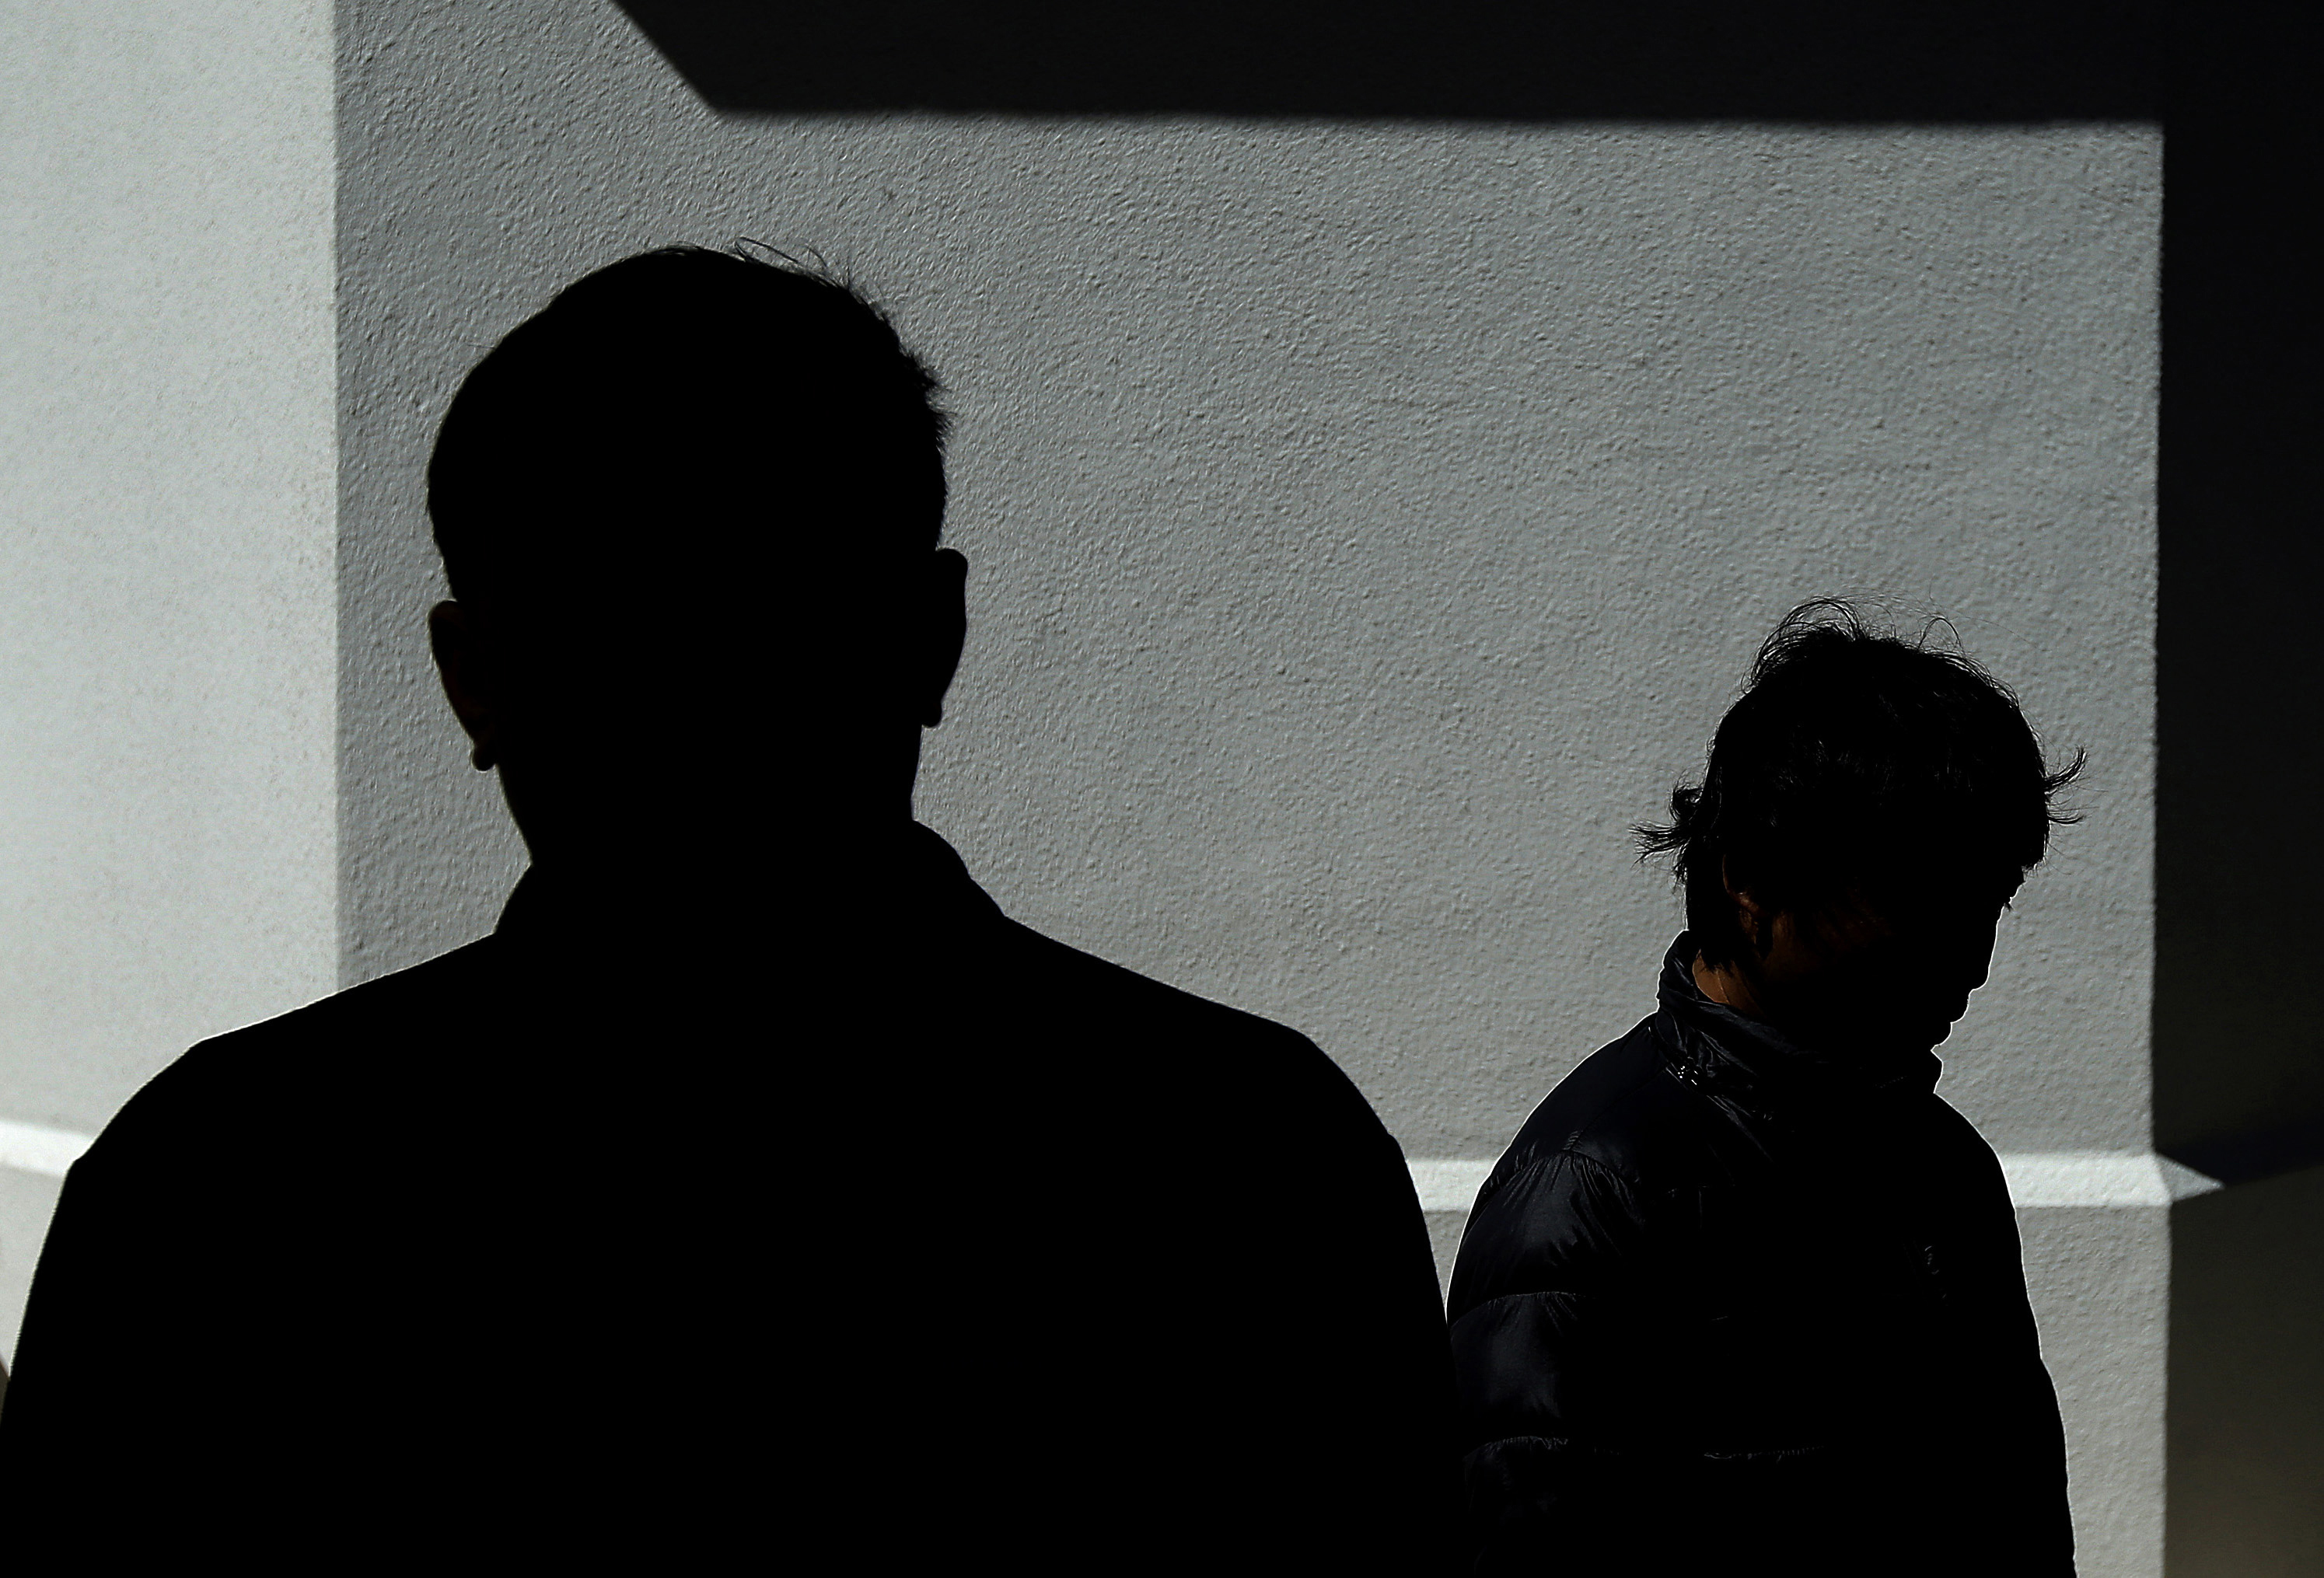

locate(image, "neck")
(530, 815), (917, 884)
(1692, 951), (1769, 1020)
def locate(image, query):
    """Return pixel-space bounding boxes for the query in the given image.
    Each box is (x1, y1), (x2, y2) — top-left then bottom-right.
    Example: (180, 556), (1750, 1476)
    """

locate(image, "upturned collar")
(1654, 933), (1941, 1107)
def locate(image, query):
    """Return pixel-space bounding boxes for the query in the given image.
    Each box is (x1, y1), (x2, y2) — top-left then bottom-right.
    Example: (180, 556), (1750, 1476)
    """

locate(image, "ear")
(1720, 856), (1772, 952)
(916, 548), (969, 728)
(428, 600), (502, 771)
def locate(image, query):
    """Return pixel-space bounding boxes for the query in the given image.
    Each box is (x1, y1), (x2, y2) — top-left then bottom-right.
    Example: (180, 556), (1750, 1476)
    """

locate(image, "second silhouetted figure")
(1449, 604), (2078, 1576)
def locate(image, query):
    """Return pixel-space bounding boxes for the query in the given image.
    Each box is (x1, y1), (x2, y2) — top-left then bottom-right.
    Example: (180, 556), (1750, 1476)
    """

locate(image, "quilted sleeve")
(1445, 1149), (1663, 1573)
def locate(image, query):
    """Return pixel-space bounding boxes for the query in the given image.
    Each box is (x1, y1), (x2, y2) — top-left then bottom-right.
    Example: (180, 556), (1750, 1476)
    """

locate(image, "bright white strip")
(2000, 1150), (2222, 1207)
(0, 1124), (2230, 1208)
(1410, 1151), (2224, 1212)
(1410, 1158), (1497, 1212)
(0, 1119), (96, 1178)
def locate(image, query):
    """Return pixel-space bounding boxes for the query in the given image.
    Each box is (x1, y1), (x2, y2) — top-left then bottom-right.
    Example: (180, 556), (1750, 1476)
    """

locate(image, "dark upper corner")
(612, 1), (2161, 123)
(2166, 1118), (2324, 1193)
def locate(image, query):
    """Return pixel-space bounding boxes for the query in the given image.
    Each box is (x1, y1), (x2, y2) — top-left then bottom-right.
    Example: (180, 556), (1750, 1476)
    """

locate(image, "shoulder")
(985, 915), (1396, 1152)
(1921, 1094), (2018, 1217)
(987, 915), (1286, 1032)
(1448, 1018), (1721, 1318)
(1483, 1018), (1714, 1201)
(1924, 1095), (2004, 1166)
(985, 915), (1312, 1049)
(79, 938), (503, 1178)
(168, 934), (498, 1084)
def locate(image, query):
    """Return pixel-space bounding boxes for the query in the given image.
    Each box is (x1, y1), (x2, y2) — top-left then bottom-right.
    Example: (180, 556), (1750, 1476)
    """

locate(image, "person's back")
(0, 247), (1455, 1568)
(1447, 604), (2078, 1575)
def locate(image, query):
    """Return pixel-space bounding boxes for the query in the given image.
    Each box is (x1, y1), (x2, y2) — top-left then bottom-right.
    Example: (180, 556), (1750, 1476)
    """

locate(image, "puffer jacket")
(1447, 935), (2074, 1575)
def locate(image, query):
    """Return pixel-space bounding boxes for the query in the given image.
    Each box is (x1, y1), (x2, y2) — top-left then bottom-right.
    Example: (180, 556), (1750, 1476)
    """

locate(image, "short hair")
(1638, 600), (2085, 969)
(427, 244), (948, 612)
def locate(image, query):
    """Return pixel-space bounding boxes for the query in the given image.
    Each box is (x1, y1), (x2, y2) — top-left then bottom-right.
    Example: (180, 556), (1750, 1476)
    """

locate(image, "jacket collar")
(495, 821), (1005, 955)
(1655, 933), (1941, 1105)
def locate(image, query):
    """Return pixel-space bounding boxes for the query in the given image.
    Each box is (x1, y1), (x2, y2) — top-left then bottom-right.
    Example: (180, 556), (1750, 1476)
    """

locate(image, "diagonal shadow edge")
(611, 1), (2161, 124)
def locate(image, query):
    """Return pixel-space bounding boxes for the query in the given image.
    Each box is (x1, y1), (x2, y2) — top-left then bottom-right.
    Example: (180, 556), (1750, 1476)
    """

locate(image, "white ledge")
(0, 1119), (96, 1178)
(1409, 1159), (1498, 1212)
(1998, 1150), (2223, 1207)
(1, 1120), (2230, 1210)
(1410, 1150), (2224, 1213)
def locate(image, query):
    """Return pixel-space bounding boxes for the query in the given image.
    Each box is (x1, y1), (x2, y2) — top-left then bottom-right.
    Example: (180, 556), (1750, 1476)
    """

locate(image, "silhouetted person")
(0, 247), (1456, 1568)
(1448, 604), (2078, 1576)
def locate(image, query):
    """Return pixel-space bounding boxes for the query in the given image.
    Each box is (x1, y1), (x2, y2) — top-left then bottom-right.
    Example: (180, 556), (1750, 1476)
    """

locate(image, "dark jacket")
(1446, 936), (2072, 1575)
(0, 825), (1456, 1569)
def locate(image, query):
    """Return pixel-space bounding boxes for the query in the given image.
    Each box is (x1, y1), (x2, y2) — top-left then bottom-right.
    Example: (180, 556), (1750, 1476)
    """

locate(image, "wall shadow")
(615, 0), (2158, 121)
(615, 0), (2319, 1180)
(2154, 6), (2324, 1181)
(2168, 1164), (2324, 1574)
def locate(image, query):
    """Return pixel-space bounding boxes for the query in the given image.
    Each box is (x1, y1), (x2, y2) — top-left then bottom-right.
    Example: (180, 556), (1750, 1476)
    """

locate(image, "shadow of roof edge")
(614, 1), (2161, 126)
(677, 106), (2166, 130)
(2164, 1119), (2324, 1193)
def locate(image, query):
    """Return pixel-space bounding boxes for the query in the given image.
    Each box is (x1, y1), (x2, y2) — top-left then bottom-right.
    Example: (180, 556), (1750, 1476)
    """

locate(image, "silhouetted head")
(424, 245), (966, 879)
(1639, 601), (2084, 1056)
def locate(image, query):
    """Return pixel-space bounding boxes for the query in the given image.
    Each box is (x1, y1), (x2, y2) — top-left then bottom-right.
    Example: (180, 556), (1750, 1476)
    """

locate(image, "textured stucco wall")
(339, 1), (2155, 1161)
(2026, 1206), (2175, 1576)
(0, 0), (337, 1358)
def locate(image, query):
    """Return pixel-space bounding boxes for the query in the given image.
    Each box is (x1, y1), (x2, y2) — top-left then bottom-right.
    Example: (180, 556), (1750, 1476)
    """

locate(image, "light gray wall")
(0, 5), (335, 1138)
(0, 0), (334, 1367)
(2028, 1207), (2175, 1577)
(340, 0), (2155, 1162)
